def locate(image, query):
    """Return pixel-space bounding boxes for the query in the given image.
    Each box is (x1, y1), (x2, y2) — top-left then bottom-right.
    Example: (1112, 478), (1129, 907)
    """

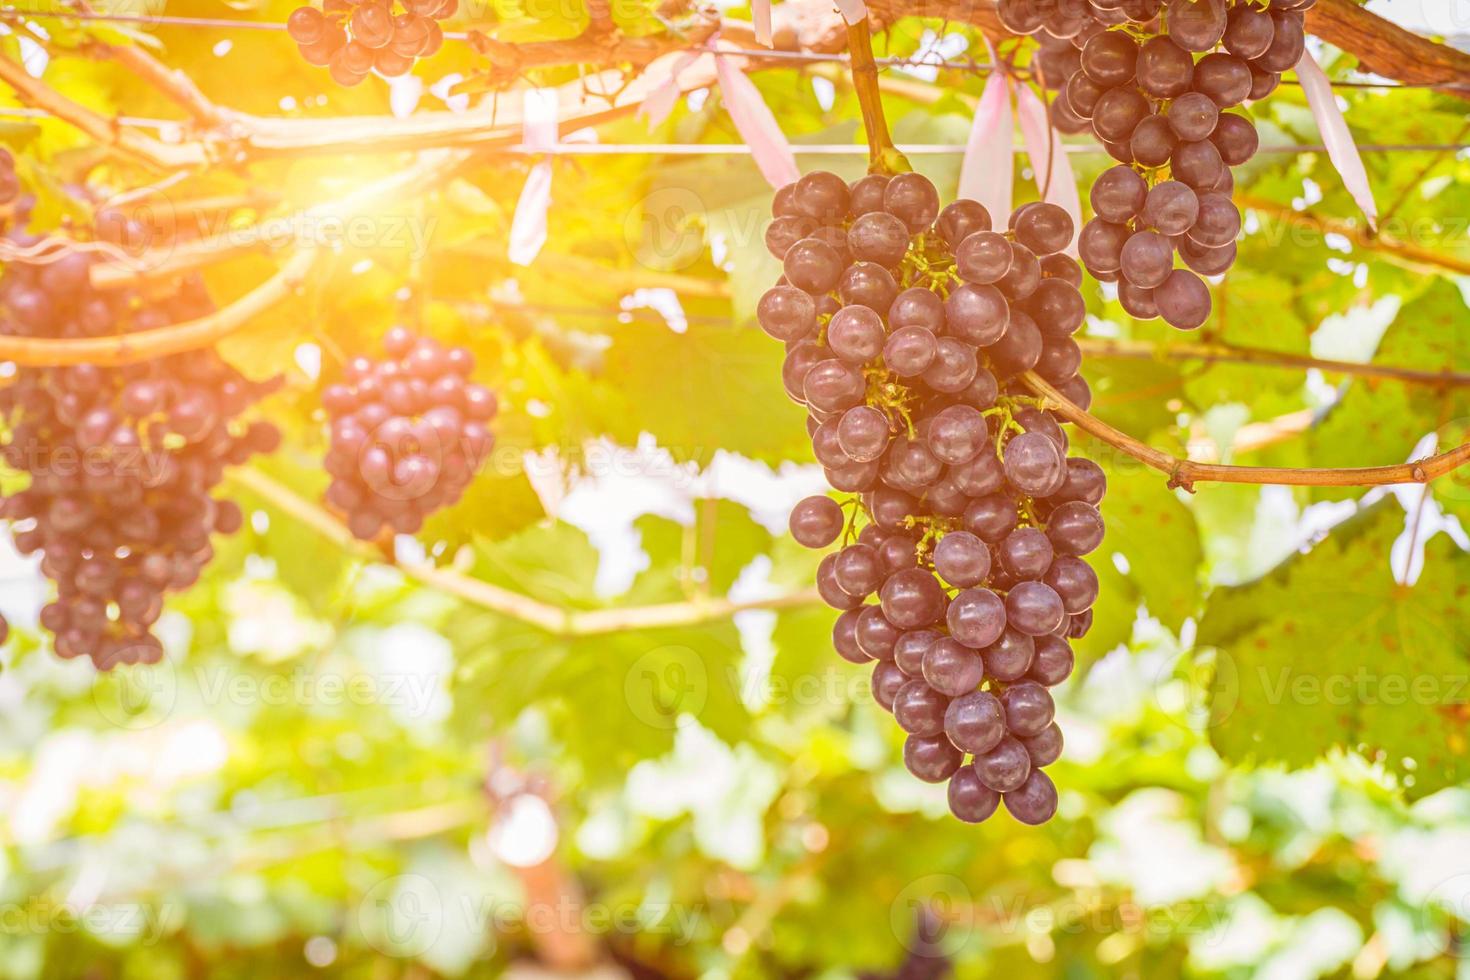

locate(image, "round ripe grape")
(1056, 457), (1107, 506)
(1078, 219), (1128, 275)
(984, 628), (1036, 682)
(1036, 336), (1082, 383)
(832, 608), (868, 663)
(847, 174), (890, 217)
(904, 734), (964, 783)
(1090, 165), (1148, 223)
(998, 527), (1054, 581)
(1211, 113), (1260, 166)
(880, 567), (946, 629)
(933, 530), (991, 588)
(834, 543), (884, 597)
(893, 629), (937, 678)
(1255, 11), (1307, 73)
(1136, 35), (1194, 98)
(1224, 3), (1275, 59)
(827, 305), (885, 363)
(964, 494), (1018, 546)
(871, 661), (907, 710)
(888, 287), (945, 333)
(817, 554), (865, 610)
(793, 171), (850, 222)
(1131, 114), (1177, 168)
(782, 237), (844, 294)
(1022, 723), (1064, 767)
(1168, 92), (1220, 142)
(1154, 268), (1213, 330)
(944, 283), (1010, 347)
(1090, 86), (1149, 143)
(950, 449), (1005, 497)
(1004, 770), (1058, 825)
(1179, 238), (1237, 277)
(922, 636), (987, 697)
(1248, 65), (1280, 102)
(350, 3), (395, 48)
(955, 231), (1014, 285)
(1190, 193), (1241, 248)
(1118, 281), (1158, 319)
(1166, 0), (1227, 51)
(883, 326), (938, 377)
(1046, 500), (1106, 556)
(1080, 30), (1138, 86)
(869, 487), (916, 532)
(946, 587), (1007, 650)
(883, 172), (941, 233)
(756, 285), (817, 341)
(1142, 181), (1200, 235)
(975, 736), (1032, 792)
(837, 405), (890, 462)
(1014, 202), (1075, 256)
(1120, 230), (1175, 289)
(894, 679), (950, 736)
(944, 690), (1005, 755)
(765, 215), (816, 260)
(986, 310), (1044, 377)
(803, 359), (865, 413)
(996, 243), (1042, 301)
(1045, 555), (1099, 613)
(926, 405), (987, 465)
(855, 605), (900, 660)
(1027, 278), (1086, 338)
(1194, 52), (1254, 107)
(1006, 580), (1067, 636)
(1065, 72), (1107, 118)
(1001, 680), (1056, 737)
(995, 0), (1045, 33)
(846, 211), (910, 267)
(1003, 431), (1065, 496)
(839, 261), (899, 312)
(287, 6), (326, 43)
(921, 337), (979, 394)
(789, 495), (843, 548)
(936, 200), (992, 247)
(1171, 139), (1226, 191)
(948, 766), (1001, 823)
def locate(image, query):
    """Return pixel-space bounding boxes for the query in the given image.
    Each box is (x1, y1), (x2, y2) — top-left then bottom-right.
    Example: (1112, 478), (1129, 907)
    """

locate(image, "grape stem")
(1021, 371), (1470, 492)
(846, 18), (911, 177)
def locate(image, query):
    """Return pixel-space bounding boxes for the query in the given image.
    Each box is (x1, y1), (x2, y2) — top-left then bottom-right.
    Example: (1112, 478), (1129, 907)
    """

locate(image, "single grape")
(975, 736), (1032, 792)
(1004, 770), (1059, 825)
(948, 766), (1002, 823)
(895, 679), (951, 736)
(943, 689), (1006, 754)
(789, 495), (843, 548)
(933, 530), (992, 588)
(946, 587), (1008, 650)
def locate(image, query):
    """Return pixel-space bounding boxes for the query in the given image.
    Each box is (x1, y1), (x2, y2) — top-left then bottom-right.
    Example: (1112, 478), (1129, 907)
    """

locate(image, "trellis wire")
(1, 6), (1466, 89)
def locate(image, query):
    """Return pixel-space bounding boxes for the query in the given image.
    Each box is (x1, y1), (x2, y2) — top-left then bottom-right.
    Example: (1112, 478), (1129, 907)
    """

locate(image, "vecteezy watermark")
(93, 662), (444, 729)
(356, 876), (704, 956)
(2, 441), (173, 485)
(1422, 872), (1470, 959)
(624, 645), (709, 730)
(461, 895), (704, 944)
(0, 900), (181, 945)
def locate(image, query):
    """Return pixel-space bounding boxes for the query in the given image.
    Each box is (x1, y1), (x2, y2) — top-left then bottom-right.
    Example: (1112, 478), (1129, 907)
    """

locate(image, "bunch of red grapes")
(1007, 0), (1314, 329)
(764, 170), (1106, 825)
(287, 0), (450, 86)
(321, 328), (497, 541)
(0, 246), (281, 669)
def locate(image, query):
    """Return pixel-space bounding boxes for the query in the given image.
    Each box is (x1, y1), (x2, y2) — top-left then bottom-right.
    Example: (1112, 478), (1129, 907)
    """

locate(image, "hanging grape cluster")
(1004, 0), (1315, 329)
(287, 0), (449, 86)
(765, 170), (1106, 825)
(0, 246), (281, 669)
(321, 327), (497, 540)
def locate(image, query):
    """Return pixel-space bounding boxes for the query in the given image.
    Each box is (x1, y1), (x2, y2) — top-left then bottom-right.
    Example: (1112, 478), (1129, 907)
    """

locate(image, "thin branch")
(0, 249), (316, 366)
(1022, 371), (1470, 492)
(1239, 195), (1470, 278)
(227, 466), (824, 635)
(1075, 336), (1470, 389)
(0, 50), (206, 168)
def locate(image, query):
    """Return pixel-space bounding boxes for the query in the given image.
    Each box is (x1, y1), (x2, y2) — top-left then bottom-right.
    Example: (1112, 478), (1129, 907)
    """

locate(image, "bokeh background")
(1, 0), (1469, 976)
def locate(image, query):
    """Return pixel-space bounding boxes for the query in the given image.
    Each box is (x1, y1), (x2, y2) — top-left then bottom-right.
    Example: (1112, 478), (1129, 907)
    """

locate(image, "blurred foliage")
(0, 2), (1468, 978)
